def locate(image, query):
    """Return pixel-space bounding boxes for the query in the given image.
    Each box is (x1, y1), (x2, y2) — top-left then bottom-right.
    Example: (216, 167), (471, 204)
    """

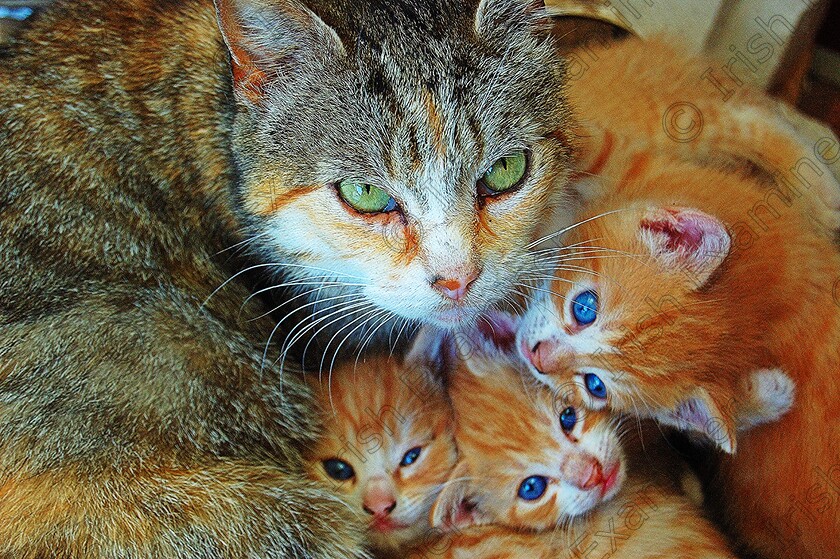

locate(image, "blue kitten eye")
(560, 407), (578, 432)
(518, 476), (548, 501)
(323, 459), (355, 481)
(572, 290), (599, 326)
(400, 447), (422, 467)
(585, 373), (607, 399)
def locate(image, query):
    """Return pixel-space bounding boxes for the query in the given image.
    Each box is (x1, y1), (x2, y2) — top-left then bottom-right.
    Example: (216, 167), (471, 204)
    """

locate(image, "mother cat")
(0, 0), (573, 557)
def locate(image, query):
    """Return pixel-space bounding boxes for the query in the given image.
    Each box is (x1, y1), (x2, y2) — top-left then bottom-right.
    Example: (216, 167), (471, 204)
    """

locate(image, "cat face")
(517, 205), (738, 449)
(304, 353), (457, 553)
(431, 317), (626, 531)
(216, 0), (573, 329)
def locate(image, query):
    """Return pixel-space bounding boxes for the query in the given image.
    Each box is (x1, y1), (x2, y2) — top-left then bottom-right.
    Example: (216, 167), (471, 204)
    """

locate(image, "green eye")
(481, 152), (528, 195)
(337, 180), (398, 214)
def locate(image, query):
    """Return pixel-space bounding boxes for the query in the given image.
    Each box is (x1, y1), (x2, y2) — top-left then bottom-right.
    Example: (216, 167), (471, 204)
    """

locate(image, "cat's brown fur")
(0, 1), (368, 556)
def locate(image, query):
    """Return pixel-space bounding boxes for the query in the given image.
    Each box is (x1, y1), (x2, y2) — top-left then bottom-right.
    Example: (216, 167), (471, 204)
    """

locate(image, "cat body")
(304, 353), (457, 556)
(566, 37), (840, 232)
(0, 0), (573, 556)
(422, 321), (737, 559)
(518, 149), (840, 558)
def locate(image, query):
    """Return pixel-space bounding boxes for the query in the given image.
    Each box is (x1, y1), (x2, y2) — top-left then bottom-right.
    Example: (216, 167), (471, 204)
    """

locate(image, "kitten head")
(518, 204), (741, 452)
(304, 348), (457, 553)
(429, 316), (626, 532)
(214, 0), (573, 329)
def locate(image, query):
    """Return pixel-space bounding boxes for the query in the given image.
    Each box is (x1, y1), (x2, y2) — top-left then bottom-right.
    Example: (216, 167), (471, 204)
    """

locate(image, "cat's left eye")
(518, 475), (548, 501)
(560, 407), (578, 432)
(400, 447), (422, 467)
(571, 290), (598, 327)
(478, 151), (528, 196)
(337, 180), (398, 214)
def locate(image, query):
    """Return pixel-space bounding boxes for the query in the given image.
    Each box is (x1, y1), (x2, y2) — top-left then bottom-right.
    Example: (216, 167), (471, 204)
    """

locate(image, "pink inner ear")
(476, 311), (519, 353)
(641, 208), (706, 253)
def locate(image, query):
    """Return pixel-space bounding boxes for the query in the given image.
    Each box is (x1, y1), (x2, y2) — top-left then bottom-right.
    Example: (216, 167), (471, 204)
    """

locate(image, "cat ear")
(657, 388), (737, 454)
(453, 311), (522, 376)
(214, 0), (344, 102)
(404, 327), (457, 379)
(639, 207), (731, 287)
(474, 0), (549, 39)
(430, 462), (491, 531)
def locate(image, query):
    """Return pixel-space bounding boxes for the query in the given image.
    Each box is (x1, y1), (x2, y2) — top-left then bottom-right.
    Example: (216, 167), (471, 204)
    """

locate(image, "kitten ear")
(474, 0), (549, 38)
(639, 207), (731, 287)
(404, 327), (457, 379)
(453, 311), (522, 376)
(430, 462), (490, 531)
(214, 0), (344, 102)
(657, 388), (737, 454)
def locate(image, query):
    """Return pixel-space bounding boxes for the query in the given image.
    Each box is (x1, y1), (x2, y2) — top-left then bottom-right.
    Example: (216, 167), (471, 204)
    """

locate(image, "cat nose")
(523, 338), (568, 374)
(362, 480), (397, 517)
(432, 270), (480, 302)
(362, 497), (397, 517)
(564, 454), (604, 491)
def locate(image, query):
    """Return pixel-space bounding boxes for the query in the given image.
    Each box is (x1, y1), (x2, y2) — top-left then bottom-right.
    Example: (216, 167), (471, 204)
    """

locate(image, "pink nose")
(362, 483), (397, 518)
(522, 339), (560, 374)
(432, 271), (480, 302)
(564, 454), (604, 490)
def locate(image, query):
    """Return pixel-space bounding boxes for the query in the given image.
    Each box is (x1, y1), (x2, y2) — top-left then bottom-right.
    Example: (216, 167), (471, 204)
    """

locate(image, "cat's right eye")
(336, 180), (398, 214)
(322, 458), (355, 481)
(518, 475), (548, 501)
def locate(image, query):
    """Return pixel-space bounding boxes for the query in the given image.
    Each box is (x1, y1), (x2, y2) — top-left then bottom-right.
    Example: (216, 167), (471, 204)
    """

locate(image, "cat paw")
(743, 368), (796, 427)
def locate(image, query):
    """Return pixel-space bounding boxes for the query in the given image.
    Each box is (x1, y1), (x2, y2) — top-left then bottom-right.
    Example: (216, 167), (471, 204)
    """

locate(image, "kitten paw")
(742, 368), (796, 428)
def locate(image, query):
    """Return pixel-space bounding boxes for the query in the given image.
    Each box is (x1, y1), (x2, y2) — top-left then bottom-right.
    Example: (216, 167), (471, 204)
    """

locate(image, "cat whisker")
(525, 209), (627, 250)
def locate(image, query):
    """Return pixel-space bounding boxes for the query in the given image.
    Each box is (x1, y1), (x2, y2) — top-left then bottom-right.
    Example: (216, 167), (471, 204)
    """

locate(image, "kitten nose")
(362, 480), (397, 518)
(564, 454), (604, 490)
(432, 270), (480, 302)
(363, 497), (397, 517)
(522, 338), (567, 374)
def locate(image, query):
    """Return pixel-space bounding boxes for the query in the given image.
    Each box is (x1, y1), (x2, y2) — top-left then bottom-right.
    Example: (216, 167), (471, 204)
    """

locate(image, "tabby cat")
(0, 0), (575, 556)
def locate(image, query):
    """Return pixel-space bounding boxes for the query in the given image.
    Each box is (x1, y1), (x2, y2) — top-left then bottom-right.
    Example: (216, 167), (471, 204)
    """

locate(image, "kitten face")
(304, 355), (457, 553)
(434, 320), (626, 531)
(218, 0), (573, 330)
(517, 205), (737, 441)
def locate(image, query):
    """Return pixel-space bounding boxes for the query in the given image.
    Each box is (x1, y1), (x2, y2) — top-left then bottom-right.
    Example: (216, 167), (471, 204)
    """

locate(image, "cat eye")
(584, 373), (607, 399)
(478, 151), (528, 196)
(560, 407), (578, 432)
(518, 475), (548, 501)
(571, 290), (598, 326)
(400, 447), (423, 467)
(322, 458), (355, 481)
(337, 180), (398, 214)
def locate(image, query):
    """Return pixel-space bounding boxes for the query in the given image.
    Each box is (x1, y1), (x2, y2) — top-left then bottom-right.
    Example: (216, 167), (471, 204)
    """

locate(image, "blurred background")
(1, 0), (838, 134)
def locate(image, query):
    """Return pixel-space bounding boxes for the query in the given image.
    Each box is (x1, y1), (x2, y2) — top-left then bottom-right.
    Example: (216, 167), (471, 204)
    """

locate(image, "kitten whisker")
(525, 209), (627, 250)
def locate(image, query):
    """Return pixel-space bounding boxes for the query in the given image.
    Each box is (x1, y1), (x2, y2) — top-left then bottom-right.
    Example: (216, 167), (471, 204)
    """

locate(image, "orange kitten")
(517, 148), (840, 558)
(304, 347), (457, 557)
(419, 320), (736, 559)
(565, 37), (840, 232)
(431, 317), (626, 531)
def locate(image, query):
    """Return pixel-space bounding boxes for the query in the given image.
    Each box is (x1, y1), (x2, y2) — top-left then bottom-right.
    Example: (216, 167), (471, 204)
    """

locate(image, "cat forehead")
(258, 2), (568, 184)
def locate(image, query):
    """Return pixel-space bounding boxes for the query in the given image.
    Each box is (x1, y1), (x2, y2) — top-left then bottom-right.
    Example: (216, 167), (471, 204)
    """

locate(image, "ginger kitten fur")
(304, 350), (457, 557)
(421, 321), (737, 559)
(519, 151), (840, 558)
